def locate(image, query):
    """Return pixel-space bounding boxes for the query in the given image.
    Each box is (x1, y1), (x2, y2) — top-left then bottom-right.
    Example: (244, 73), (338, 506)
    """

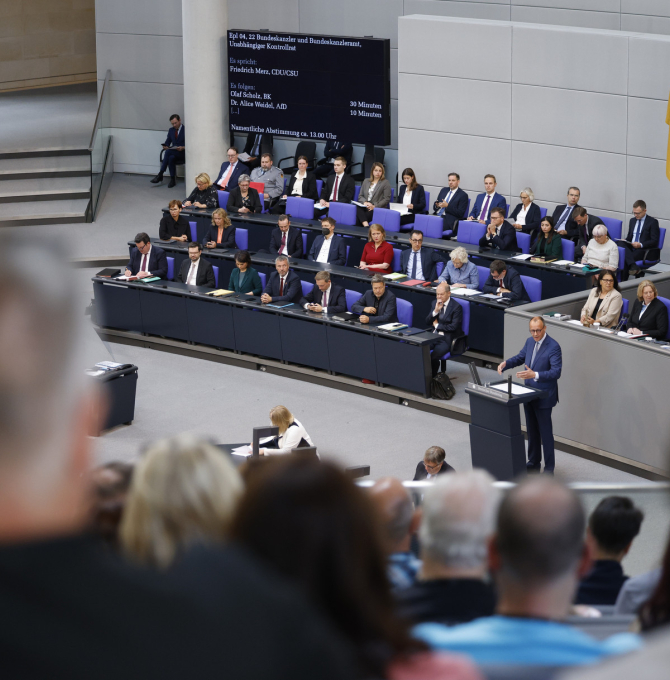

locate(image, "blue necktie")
(438, 190), (452, 217)
(411, 252), (418, 279)
(556, 206), (572, 230)
(633, 219), (641, 242)
(530, 342), (539, 369)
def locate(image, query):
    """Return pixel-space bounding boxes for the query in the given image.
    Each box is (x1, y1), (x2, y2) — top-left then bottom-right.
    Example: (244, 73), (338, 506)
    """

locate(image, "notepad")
(231, 445), (253, 457)
(450, 288), (483, 297)
(383, 272), (407, 281)
(479, 293), (503, 300)
(207, 289), (234, 297)
(379, 322), (408, 332)
(140, 277), (161, 283)
(511, 254), (532, 260)
(553, 260), (574, 266)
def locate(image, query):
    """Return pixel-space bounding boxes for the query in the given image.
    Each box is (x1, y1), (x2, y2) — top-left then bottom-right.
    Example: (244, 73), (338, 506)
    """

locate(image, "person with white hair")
(509, 187), (542, 238)
(437, 246), (479, 289)
(581, 224), (619, 271)
(395, 470), (499, 624)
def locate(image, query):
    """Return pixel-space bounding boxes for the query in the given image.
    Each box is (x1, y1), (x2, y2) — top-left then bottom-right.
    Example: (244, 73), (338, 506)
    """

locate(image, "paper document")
(618, 331), (647, 339)
(511, 254), (532, 260)
(388, 202), (410, 215)
(96, 361), (124, 369)
(231, 445), (253, 457)
(383, 272), (407, 280)
(553, 260), (574, 266)
(379, 322), (408, 332)
(597, 327), (614, 333)
(352, 200), (367, 208)
(450, 288), (482, 297)
(566, 319), (584, 326)
(489, 383), (535, 396)
(479, 293), (503, 300)
(237, 152), (252, 162)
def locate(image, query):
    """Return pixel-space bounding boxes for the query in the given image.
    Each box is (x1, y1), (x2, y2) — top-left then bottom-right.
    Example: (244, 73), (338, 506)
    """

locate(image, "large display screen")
(228, 30), (391, 146)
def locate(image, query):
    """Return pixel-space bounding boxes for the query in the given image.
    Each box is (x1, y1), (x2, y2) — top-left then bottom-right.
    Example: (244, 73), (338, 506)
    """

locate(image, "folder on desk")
(268, 303), (294, 308)
(399, 279), (426, 287)
(379, 322), (408, 332)
(383, 272), (407, 281)
(207, 289), (234, 297)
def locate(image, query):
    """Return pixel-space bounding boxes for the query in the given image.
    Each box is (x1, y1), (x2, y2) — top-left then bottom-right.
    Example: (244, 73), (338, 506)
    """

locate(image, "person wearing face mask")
(308, 217), (347, 266)
(625, 280), (669, 339)
(271, 156), (318, 214)
(250, 154), (284, 210)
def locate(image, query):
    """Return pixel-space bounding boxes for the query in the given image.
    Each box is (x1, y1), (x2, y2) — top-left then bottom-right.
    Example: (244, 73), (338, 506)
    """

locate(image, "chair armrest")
(277, 156), (294, 169)
(450, 332), (468, 356)
(160, 149), (165, 162)
(349, 162), (362, 174)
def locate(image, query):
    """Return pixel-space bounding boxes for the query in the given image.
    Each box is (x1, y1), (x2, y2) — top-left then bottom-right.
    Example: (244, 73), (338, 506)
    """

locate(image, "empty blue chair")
(345, 244), (350, 266)
(212, 265), (219, 287)
(217, 190), (229, 209)
(657, 297), (670, 338)
(390, 188), (395, 201)
(286, 196), (314, 220)
(412, 214), (444, 239)
(327, 202), (357, 226)
(372, 207), (401, 232)
(300, 280), (313, 297)
(167, 256), (174, 281)
(617, 246), (626, 279)
(189, 221), (197, 242)
(540, 207), (547, 219)
(354, 185), (361, 201)
(424, 191), (431, 213)
(562, 239), (575, 261)
(235, 228), (248, 250)
(635, 227), (666, 270)
(438, 298), (471, 363)
(477, 265), (490, 291)
(599, 216), (622, 240)
(621, 297), (629, 319)
(396, 298), (413, 327)
(392, 248), (402, 272)
(520, 275), (542, 302)
(436, 261), (445, 278)
(516, 232), (531, 254)
(457, 221), (486, 246)
(258, 272), (266, 289)
(345, 289), (360, 311)
(302, 232), (308, 255)
(316, 179), (323, 197)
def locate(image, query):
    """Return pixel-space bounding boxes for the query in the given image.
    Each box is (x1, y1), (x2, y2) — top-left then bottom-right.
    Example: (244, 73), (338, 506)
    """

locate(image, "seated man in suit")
(622, 200), (660, 280)
(425, 282), (463, 376)
(314, 157), (355, 219)
(125, 232), (167, 280)
(260, 255), (301, 304)
(467, 174), (506, 225)
(552, 186), (581, 240)
(241, 131), (273, 171)
(573, 207), (605, 255)
(314, 140), (353, 178)
(214, 147), (249, 191)
(299, 271), (346, 314)
(413, 446), (455, 481)
(151, 114), (184, 188)
(433, 172), (469, 238)
(401, 230), (444, 281)
(483, 259), (530, 302)
(269, 214), (303, 259)
(351, 274), (397, 325)
(308, 216), (347, 266)
(250, 154), (284, 210)
(177, 242), (215, 288)
(478, 207), (516, 251)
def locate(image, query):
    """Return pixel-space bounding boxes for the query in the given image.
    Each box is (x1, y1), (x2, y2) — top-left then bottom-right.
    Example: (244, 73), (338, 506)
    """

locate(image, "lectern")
(465, 380), (548, 481)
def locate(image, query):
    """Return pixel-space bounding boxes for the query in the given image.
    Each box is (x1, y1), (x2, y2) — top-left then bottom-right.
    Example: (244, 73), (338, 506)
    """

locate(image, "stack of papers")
(231, 445), (253, 457)
(388, 203), (410, 215)
(383, 272), (407, 281)
(566, 319), (584, 326)
(618, 331), (647, 338)
(553, 260), (574, 266)
(207, 289), (234, 297)
(379, 322), (408, 332)
(489, 383), (534, 396)
(479, 293), (503, 300)
(511, 254), (532, 260)
(450, 288), (482, 297)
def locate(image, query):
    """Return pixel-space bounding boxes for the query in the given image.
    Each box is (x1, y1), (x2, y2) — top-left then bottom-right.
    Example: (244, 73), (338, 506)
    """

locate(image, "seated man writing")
(125, 232), (167, 280)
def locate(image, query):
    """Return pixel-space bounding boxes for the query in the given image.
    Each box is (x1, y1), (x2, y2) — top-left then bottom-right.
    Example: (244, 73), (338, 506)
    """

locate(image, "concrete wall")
(0, 0), (96, 91)
(398, 15), (670, 260)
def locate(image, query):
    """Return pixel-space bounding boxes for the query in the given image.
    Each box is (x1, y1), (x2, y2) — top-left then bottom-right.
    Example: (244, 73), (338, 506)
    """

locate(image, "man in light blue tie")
(497, 317), (562, 474)
(551, 187), (581, 241)
(432, 173), (469, 237)
(622, 199), (661, 280)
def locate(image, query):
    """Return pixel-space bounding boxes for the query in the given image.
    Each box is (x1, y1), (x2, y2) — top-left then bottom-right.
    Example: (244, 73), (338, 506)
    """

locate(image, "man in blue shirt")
(414, 478), (641, 667)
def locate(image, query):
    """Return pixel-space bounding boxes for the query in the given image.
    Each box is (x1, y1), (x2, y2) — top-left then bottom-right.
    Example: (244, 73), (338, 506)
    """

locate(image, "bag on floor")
(431, 372), (456, 400)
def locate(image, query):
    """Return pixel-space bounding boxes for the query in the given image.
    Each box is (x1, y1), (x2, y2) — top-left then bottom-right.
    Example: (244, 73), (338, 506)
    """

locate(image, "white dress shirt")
(402, 189), (413, 206)
(329, 172), (345, 200)
(138, 244), (152, 273)
(317, 235), (333, 263)
(291, 172), (306, 196)
(186, 257), (200, 285)
(516, 204), (531, 226)
(304, 283), (331, 312)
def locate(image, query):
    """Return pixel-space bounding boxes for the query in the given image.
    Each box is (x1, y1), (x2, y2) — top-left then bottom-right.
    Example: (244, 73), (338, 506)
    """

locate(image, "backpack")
(430, 372), (456, 400)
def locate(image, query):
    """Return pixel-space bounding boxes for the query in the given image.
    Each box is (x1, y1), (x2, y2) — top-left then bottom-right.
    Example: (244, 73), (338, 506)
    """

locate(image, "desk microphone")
(508, 375), (512, 396)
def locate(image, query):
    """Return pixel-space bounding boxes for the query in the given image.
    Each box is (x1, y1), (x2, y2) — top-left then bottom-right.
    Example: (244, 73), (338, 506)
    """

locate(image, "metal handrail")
(88, 70), (111, 152)
(357, 480), (670, 492)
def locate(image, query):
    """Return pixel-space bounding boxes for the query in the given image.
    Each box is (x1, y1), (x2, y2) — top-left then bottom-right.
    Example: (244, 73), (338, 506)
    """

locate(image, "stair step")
(0, 176), (90, 203)
(0, 154), (90, 179)
(0, 148), (89, 160)
(0, 198), (89, 226)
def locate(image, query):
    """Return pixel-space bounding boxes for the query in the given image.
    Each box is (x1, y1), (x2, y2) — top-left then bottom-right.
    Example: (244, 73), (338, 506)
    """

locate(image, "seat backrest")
(621, 297), (629, 317)
(516, 232), (531, 254)
(424, 191), (430, 213)
(345, 289), (361, 311)
(659, 227), (667, 249)
(300, 280), (313, 297)
(372, 207), (401, 232)
(295, 141), (316, 166)
(258, 272), (266, 289)
(189, 221), (197, 242)
(166, 256), (174, 281)
(396, 298), (413, 326)
(345, 245), (350, 266)
(212, 265), (219, 287)
(316, 179), (323, 197)
(539, 207), (547, 219)
(354, 185), (361, 200)
(392, 247), (402, 272)
(453, 298), (470, 335)
(249, 181), (264, 196)
(657, 296), (670, 338)
(477, 265), (490, 291)
(618, 246), (625, 272)
(235, 228), (248, 250)
(436, 261), (445, 277)
(302, 232), (308, 254)
(458, 221), (486, 245)
(456, 220), (472, 244)
(520, 275), (542, 302)
(561, 238), (575, 261)
(599, 216), (622, 240)
(328, 202), (357, 226)
(217, 190), (229, 209)
(413, 214), (443, 239)
(286, 196), (314, 220)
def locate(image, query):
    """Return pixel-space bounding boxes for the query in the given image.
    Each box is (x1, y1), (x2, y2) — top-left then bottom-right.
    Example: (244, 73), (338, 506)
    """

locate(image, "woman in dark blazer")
(203, 208), (236, 249)
(532, 215), (562, 260)
(270, 156), (318, 214)
(510, 187), (541, 238)
(228, 249), (263, 296)
(626, 279), (669, 339)
(226, 174), (262, 214)
(397, 168), (426, 227)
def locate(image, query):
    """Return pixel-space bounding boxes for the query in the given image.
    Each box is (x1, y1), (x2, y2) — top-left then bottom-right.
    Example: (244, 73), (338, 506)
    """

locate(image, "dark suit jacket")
(413, 460), (455, 481)
(229, 266), (263, 295)
(299, 283), (347, 313)
(351, 289), (398, 325)
(127, 245), (167, 279)
(322, 140), (353, 166)
(163, 124), (185, 148)
(286, 171), (318, 200)
(504, 334), (562, 408)
(214, 160), (249, 190)
(576, 560), (628, 606)
(227, 186), (262, 214)
(398, 185), (427, 214)
(269, 227), (303, 258)
(478, 221), (517, 251)
(308, 235), (347, 265)
(401, 248), (444, 281)
(625, 215), (661, 258)
(533, 233), (563, 260)
(509, 202), (542, 236)
(159, 214), (190, 241)
(433, 187), (468, 231)
(243, 132), (273, 158)
(263, 270), (302, 303)
(425, 297), (463, 336)
(469, 192), (506, 224)
(202, 224), (236, 249)
(177, 257), (215, 288)
(627, 297), (669, 340)
(552, 203), (581, 241)
(575, 215), (605, 252)
(320, 173), (355, 203)
(482, 266), (530, 302)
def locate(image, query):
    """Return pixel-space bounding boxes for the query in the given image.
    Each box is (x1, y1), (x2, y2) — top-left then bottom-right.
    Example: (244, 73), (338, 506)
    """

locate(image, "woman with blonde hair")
(359, 223), (394, 271)
(204, 207), (236, 249)
(120, 434), (243, 568)
(356, 162), (392, 227)
(437, 246), (479, 289)
(258, 405), (314, 456)
(625, 279), (669, 338)
(183, 172), (218, 209)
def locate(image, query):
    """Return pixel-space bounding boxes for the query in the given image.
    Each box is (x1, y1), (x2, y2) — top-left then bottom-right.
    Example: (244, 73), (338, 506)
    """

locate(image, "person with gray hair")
(396, 471), (499, 625)
(351, 273), (398, 325)
(437, 246), (479, 289)
(414, 477), (641, 666)
(261, 253), (302, 304)
(582, 224), (619, 271)
(227, 173), (262, 214)
(425, 281), (463, 377)
(413, 446), (455, 480)
(510, 187), (542, 238)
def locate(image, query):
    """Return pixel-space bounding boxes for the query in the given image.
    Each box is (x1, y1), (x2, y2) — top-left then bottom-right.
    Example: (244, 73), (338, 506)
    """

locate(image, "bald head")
(369, 477), (416, 552)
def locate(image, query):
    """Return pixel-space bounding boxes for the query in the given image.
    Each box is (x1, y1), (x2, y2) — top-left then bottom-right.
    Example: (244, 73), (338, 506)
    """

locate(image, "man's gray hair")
(275, 255), (289, 264)
(420, 470), (500, 570)
(370, 273), (385, 284)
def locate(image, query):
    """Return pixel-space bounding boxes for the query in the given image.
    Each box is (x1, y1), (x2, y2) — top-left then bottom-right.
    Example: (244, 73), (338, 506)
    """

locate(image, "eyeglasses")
(410, 238), (423, 243)
(424, 462), (441, 471)
(227, 153), (236, 158)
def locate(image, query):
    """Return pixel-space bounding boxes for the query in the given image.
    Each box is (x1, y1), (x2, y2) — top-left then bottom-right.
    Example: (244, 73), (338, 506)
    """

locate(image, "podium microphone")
(508, 375), (512, 396)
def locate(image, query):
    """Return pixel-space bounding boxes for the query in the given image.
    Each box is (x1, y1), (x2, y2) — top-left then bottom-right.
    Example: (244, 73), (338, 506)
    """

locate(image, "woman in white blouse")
(259, 405), (315, 455)
(356, 162), (392, 227)
(270, 155), (318, 213)
(582, 224), (619, 271)
(509, 187), (542, 239)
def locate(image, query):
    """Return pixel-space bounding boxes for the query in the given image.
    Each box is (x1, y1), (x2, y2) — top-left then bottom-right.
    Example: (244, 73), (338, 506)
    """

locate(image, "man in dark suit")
(314, 157), (355, 219)
(552, 187), (581, 241)
(433, 172), (469, 237)
(242, 132), (273, 170)
(214, 147), (249, 191)
(177, 242), (215, 288)
(314, 140), (353, 178)
(498, 316), (562, 473)
(622, 199), (660, 280)
(483, 260), (530, 302)
(308, 216), (347, 265)
(152, 114), (185, 188)
(125, 232), (168, 279)
(299, 271), (347, 314)
(401, 230), (445, 281)
(573, 207), (604, 255)
(426, 282), (463, 376)
(413, 446), (455, 480)
(261, 255), (301, 304)
(478, 207), (517, 251)
(351, 274), (398, 325)
(269, 214), (303, 258)
(468, 174), (506, 225)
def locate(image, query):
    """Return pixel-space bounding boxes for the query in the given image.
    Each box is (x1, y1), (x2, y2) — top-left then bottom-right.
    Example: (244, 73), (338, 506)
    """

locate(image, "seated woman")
(258, 405), (314, 456)
(270, 155), (318, 215)
(532, 215), (562, 260)
(626, 279), (669, 339)
(203, 208), (236, 249)
(413, 446), (455, 480)
(356, 162), (392, 227)
(359, 223), (394, 272)
(582, 224), (619, 271)
(183, 172), (218, 209)
(580, 270), (623, 328)
(159, 199), (190, 241)
(397, 167), (426, 227)
(437, 246), (479, 289)
(228, 249), (262, 296)
(227, 174), (262, 214)
(510, 187), (541, 239)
